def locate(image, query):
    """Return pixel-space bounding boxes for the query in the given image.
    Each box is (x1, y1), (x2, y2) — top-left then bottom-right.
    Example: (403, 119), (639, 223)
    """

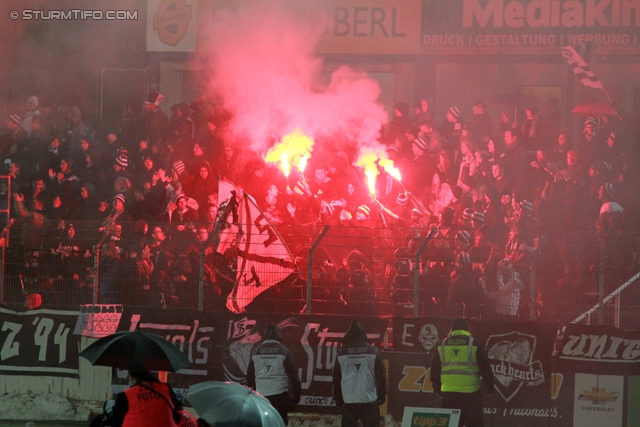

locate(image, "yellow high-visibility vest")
(437, 330), (481, 393)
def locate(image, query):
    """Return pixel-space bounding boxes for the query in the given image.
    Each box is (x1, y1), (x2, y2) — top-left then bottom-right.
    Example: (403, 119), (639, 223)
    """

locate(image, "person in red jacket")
(111, 360), (180, 427)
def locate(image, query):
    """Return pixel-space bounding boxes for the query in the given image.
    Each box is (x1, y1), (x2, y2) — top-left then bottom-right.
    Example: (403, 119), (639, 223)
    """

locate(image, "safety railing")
(1, 218), (639, 327)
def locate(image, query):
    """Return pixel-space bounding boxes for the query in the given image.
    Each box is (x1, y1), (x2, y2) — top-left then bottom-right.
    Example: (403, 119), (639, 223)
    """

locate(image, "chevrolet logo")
(578, 387), (619, 405)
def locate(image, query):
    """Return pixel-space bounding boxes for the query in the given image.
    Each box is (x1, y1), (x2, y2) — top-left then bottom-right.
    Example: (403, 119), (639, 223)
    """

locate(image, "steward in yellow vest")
(431, 318), (494, 427)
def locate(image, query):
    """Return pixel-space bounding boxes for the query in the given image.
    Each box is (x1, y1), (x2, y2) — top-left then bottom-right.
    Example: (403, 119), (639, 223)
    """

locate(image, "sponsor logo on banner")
(400, 407), (460, 427)
(73, 304), (123, 338)
(485, 331), (545, 401)
(153, 0), (193, 46)
(574, 374), (623, 426)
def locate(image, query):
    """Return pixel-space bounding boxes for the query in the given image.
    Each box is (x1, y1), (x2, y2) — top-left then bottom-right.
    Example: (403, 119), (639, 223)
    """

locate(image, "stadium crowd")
(2, 92), (639, 319)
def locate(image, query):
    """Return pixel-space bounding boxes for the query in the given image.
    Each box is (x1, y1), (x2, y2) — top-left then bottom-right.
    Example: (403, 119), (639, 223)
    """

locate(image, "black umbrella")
(79, 331), (191, 372)
(490, 92), (541, 108)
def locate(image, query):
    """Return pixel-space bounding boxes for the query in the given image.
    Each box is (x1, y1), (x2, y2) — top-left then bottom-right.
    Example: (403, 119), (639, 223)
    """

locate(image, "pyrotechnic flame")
(355, 144), (402, 199)
(379, 158), (402, 181)
(265, 129), (314, 178)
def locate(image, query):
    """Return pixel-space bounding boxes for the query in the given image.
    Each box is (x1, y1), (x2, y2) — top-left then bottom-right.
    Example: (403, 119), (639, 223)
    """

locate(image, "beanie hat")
(471, 211), (485, 223)
(498, 257), (513, 272)
(145, 91), (164, 106)
(452, 318), (468, 331)
(519, 200), (534, 212)
(456, 251), (471, 267)
(173, 192), (186, 205)
(82, 182), (96, 198)
(462, 208), (473, 221)
(8, 114), (21, 125)
(357, 205), (371, 218)
(294, 181), (305, 195)
(386, 145), (399, 156)
(457, 230), (471, 243)
(448, 106), (461, 120)
(115, 152), (128, 168)
(413, 137), (427, 151)
(411, 208), (424, 218)
(113, 193), (126, 205)
(396, 192), (408, 206)
(324, 203), (335, 216)
(603, 183), (616, 199)
(172, 160), (186, 176)
(584, 117), (598, 127)
(27, 95), (39, 107)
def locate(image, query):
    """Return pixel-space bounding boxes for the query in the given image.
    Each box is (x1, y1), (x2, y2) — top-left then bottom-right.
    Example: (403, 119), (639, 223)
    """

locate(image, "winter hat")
(448, 106), (461, 120)
(413, 137), (427, 151)
(471, 211), (485, 223)
(462, 208), (473, 221)
(498, 257), (513, 272)
(27, 95), (39, 107)
(396, 192), (408, 206)
(519, 200), (534, 213)
(411, 208), (424, 218)
(8, 114), (21, 125)
(452, 318), (468, 331)
(324, 203), (335, 216)
(456, 251), (471, 268)
(457, 230), (471, 244)
(293, 181), (305, 195)
(145, 91), (164, 106)
(115, 152), (128, 168)
(603, 183), (616, 199)
(113, 193), (126, 205)
(82, 182), (95, 198)
(386, 145), (399, 156)
(584, 117), (597, 127)
(357, 205), (371, 218)
(172, 160), (186, 176)
(173, 193), (186, 205)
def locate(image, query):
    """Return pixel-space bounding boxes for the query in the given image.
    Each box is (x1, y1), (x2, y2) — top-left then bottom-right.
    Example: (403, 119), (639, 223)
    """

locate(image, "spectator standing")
(332, 321), (387, 427)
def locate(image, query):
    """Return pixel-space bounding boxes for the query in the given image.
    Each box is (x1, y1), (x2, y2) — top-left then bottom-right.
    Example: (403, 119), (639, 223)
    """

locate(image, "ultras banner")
(558, 323), (640, 375)
(115, 307), (389, 406)
(0, 307), (81, 378)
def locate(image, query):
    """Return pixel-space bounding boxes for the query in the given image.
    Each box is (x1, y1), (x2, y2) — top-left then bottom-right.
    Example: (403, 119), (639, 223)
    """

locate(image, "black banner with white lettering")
(470, 320), (570, 426)
(0, 307), (81, 378)
(116, 308), (389, 406)
(558, 324), (640, 375)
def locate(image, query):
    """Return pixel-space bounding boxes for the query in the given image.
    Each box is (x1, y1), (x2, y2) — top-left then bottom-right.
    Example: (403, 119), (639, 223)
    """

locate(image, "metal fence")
(1, 219), (639, 328)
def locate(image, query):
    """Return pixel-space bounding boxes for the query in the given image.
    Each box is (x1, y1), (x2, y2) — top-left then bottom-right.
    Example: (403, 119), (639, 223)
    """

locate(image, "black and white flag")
(561, 46), (604, 89)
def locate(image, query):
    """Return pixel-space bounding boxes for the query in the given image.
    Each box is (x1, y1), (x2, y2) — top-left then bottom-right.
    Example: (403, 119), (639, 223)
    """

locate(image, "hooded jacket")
(332, 321), (387, 405)
(246, 324), (301, 399)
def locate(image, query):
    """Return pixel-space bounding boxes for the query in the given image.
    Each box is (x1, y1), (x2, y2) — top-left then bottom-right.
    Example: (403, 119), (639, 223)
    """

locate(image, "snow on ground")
(0, 393), (92, 422)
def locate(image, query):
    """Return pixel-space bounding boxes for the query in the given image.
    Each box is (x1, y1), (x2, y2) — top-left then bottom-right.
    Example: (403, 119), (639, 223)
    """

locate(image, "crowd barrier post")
(413, 227), (438, 318)
(307, 225), (330, 315)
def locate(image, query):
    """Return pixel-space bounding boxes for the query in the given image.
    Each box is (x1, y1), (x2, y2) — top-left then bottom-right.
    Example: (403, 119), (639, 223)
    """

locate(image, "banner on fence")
(0, 307), (81, 378)
(392, 317), (453, 353)
(116, 308), (389, 404)
(73, 304), (123, 338)
(558, 324), (640, 375)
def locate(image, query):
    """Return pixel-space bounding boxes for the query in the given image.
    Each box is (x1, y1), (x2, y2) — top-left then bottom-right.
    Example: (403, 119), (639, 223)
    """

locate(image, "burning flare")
(355, 144), (402, 199)
(265, 129), (314, 179)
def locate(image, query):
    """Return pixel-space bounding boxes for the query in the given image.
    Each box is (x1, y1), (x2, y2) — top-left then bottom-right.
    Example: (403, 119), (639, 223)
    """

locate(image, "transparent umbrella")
(186, 381), (285, 427)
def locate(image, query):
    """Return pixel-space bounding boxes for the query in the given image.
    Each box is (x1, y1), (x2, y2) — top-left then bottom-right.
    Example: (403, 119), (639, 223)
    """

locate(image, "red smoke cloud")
(196, 0), (388, 160)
